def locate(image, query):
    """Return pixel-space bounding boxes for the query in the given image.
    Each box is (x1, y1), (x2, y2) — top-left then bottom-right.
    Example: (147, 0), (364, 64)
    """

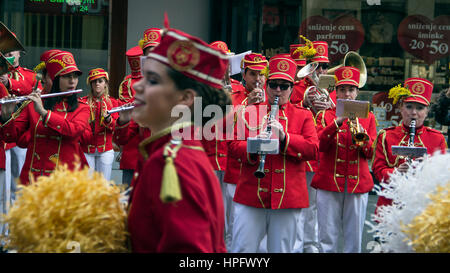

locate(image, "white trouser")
(293, 171), (318, 253)
(0, 150), (12, 238)
(316, 183), (369, 253)
(84, 149), (115, 180)
(231, 202), (303, 253)
(220, 179), (236, 252)
(8, 146), (26, 200)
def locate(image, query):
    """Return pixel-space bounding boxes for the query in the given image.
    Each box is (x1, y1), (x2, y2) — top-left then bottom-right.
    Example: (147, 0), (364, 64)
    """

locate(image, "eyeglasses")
(267, 82), (292, 91)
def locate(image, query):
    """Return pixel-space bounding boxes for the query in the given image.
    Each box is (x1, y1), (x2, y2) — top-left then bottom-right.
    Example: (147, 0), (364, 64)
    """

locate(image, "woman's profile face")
(90, 77), (107, 98)
(131, 58), (184, 129)
(400, 101), (429, 127)
(59, 72), (79, 92)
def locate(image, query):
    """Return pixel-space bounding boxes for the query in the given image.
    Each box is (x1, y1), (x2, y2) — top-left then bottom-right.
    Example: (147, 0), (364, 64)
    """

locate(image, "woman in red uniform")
(311, 66), (377, 253)
(0, 51), (90, 185)
(372, 78), (447, 213)
(79, 68), (119, 180)
(126, 28), (229, 252)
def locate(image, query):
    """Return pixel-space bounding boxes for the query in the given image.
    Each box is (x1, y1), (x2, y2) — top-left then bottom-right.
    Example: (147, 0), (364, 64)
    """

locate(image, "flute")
(0, 89), (83, 104)
(107, 104), (135, 115)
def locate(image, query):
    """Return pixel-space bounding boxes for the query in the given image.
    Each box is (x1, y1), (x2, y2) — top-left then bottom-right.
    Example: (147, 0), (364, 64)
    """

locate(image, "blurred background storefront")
(1, 0), (449, 137)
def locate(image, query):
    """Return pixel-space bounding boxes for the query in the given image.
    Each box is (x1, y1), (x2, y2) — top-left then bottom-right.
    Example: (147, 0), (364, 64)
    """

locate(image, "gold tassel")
(160, 141), (183, 203)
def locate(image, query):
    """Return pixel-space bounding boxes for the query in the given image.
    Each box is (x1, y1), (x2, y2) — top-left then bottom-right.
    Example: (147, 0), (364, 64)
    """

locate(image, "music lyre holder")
(336, 99), (370, 118)
(391, 146), (427, 158)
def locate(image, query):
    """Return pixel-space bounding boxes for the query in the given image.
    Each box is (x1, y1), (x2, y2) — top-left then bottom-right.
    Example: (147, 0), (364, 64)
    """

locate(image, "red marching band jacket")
(222, 82), (251, 184)
(229, 102), (319, 209)
(117, 75), (143, 171)
(127, 124), (226, 252)
(78, 96), (120, 153)
(372, 124), (447, 209)
(311, 108), (377, 194)
(0, 100), (90, 185)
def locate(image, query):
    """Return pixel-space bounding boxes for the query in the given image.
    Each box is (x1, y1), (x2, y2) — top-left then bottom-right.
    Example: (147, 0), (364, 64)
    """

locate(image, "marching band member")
(222, 52), (268, 251)
(373, 78), (447, 214)
(229, 54), (319, 253)
(311, 66), (377, 253)
(127, 27), (229, 252)
(0, 51), (90, 185)
(0, 83), (8, 239)
(0, 32), (42, 208)
(117, 46), (144, 186)
(139, 27), (162, 56)
(79, 68), (120, 180)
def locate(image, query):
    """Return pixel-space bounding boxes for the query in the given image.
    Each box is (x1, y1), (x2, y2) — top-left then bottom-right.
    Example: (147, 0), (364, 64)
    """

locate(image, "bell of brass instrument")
(327, 51), (367, 88)
(0, 21), (26, 75)
(107, 104), (135, 115)
(348, 116), (369, 146)
(298, 62), (334, 111)
(254, 95), (279, 178)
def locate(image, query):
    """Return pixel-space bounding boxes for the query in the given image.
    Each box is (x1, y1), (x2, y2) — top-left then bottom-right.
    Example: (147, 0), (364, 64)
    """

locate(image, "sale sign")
(299, 15), (365, 63)
(398, 15), (450, 64)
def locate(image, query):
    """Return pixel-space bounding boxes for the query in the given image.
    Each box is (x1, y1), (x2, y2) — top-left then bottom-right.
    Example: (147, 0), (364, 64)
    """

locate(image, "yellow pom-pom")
(401, 183), (450, 253)
(33, 62), (45, 72)
(138, 39), (145, 49)
(388, 84), (411, 104)
(0, 164), (128, 253)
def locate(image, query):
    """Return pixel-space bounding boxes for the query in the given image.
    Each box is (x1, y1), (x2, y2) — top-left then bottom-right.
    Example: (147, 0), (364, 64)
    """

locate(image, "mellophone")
(0, 89), (83, 104)
(106, 104), (135, 115)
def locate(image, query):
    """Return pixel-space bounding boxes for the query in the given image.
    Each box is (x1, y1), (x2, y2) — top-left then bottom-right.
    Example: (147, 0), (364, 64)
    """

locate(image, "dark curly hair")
(167, 67), (231, 127)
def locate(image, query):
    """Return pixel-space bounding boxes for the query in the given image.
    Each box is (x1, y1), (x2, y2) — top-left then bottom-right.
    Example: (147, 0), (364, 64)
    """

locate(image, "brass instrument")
(327, 51), (367, 88)
(107, 104), (135, 114)
(348, 116), (369, 146)
(0, 21), (26, 75)
(253, 96), (279, 178)
(297, 62), (335, 111)
(0, 89), (82, 104)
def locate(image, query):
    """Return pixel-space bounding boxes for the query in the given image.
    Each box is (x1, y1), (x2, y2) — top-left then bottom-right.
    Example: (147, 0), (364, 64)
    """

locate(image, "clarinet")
(407, 119), (416, 163)
(254, 96), (279, 178)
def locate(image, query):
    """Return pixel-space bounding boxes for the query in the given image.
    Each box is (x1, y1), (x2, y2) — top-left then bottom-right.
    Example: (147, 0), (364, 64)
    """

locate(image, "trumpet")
(107, 104), (135, 114)
(297, 62), (334, 111)
(348, 116), (369, 146)
(0, 89), (82, 104)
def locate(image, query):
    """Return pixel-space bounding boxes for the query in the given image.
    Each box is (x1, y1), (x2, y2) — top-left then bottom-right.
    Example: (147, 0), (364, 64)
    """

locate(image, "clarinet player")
(229, 54), (319, 253)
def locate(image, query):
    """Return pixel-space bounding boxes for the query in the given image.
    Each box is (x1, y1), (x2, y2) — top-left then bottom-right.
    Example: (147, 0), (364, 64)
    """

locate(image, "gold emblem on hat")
(277, 60), (290, 72)
(130, 59), (140, 70)
(411, 82), (425, 95)
(254, 56), (262, 62)
(316, 45), (326, 55)
(62, 55), (75, 65)
(342, 68), (353, 79)
(167, 40), (200, 72)
(147, 31), (159, 42)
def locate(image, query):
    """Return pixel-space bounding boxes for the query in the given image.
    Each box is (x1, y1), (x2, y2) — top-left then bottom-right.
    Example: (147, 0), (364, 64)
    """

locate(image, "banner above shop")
(299, 15), (365, 63)
(398, 15), (450, 65)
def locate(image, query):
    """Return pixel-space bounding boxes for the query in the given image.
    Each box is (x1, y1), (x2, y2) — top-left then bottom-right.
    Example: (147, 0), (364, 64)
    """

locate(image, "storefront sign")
(299, 15), (365, 63)
(25, 0), (108, 15)
(398, 15), (450, 64)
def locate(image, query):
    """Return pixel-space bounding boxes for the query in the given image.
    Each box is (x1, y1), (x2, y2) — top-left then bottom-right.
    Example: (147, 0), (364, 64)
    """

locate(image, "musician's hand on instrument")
(118, 103), (132, 125)
(0, 74), (9, 87)
(248, 88), (264, 105)
(335, 116), (346, 126)
(268, 119), (286, 141)
(397, 162), (409, 173)
(312, 100), (331, 111)
(1, 95), (17, 119)
(27, 91), (47, 117)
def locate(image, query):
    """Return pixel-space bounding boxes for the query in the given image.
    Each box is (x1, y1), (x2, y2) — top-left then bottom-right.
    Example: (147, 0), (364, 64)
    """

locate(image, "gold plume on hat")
(388, 84), (411, 104)
(294, 35), (317, 60)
